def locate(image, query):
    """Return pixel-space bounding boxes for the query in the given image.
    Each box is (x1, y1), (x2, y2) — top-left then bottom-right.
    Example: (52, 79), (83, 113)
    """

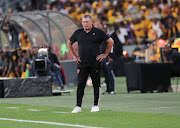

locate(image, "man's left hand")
(108, 57), (113, 63)
(57, 65), (61, 70)
(96, 54), (107, 62)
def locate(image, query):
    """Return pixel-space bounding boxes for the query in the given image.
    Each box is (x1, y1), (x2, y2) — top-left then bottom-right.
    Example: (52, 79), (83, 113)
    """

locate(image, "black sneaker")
(168, 87), (173, 92)
(61, 85), (65, 91)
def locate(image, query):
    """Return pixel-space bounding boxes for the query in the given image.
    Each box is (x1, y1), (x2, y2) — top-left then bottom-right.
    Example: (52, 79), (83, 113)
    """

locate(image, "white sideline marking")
(52, 111), (70, 114)
(148, 107), (180, 109)
(6, 107), (19, 109)
(0, 118), (104, 128)
(27, 109), (41, 112)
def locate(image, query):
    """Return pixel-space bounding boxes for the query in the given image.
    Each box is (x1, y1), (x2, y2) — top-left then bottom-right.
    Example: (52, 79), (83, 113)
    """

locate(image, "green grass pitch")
(0, 77), (180, 128)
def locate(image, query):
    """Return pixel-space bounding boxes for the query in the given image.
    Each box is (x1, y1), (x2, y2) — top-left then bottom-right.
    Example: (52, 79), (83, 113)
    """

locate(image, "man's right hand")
(73, 55), (81, 64)
(162, 49), (166, 57)
(108, 57), (113, 63)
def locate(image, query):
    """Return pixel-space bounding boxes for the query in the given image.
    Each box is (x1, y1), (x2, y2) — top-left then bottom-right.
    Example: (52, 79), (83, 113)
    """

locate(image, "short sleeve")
(99, 29), (110, 42)
(69, 31), (77, 44)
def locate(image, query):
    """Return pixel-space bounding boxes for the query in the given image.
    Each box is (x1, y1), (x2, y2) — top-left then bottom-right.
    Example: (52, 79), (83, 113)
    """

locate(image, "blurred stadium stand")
(0, 0), (29, 13)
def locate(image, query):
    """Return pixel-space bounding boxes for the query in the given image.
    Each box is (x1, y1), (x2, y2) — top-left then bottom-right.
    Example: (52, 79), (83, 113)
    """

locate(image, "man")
(67, 15), (114, 113)
(94, 20), (115, 94)
(42, 44), (66, 90)
(1, 19), (20, 51)
(162, 43), (180, 67)
(162, 43), (180, 91)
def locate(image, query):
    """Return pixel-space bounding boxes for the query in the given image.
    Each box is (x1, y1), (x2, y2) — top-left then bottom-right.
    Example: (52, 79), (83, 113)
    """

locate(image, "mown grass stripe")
(6, 107), (19, 109)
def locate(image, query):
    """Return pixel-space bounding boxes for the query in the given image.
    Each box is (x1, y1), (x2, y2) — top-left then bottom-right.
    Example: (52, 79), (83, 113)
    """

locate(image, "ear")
(77, 69), (80, 74)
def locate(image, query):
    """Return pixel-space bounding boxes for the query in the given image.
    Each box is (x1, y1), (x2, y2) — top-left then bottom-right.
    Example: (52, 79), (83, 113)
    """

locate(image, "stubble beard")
(84, 26), (92, 31)
(84, 26), (90, 31)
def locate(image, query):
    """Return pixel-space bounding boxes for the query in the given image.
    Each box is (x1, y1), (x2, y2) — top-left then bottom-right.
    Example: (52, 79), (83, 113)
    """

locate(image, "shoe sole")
(72, 111), (81, 113)
(91, 110), (99, 112)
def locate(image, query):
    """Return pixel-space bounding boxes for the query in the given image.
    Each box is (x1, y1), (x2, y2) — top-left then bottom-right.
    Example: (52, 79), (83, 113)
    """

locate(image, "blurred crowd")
(65, 0), (180, 45)
(1, 0), (180, 45)
(0, 17), (31, 50)
(0, 45), (39, 77)
(0, 16), (34, 78)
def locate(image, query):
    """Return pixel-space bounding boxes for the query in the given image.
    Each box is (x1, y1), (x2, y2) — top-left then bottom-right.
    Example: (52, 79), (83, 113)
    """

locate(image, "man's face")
(33, 47), (39, 55)
(42, 44), (50, 51)
(17, 50), (23, 56)
(3, 47), (9, 52)
(82, 17), (92, 31)
(164, 46), (172, 53)
(94, 21), (103, 29)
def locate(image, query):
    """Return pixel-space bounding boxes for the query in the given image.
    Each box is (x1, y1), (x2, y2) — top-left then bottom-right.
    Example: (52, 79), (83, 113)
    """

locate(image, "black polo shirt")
(48, 51), (60, 65)
(165, 50), (180, 66)
(70, 26), (110, 63)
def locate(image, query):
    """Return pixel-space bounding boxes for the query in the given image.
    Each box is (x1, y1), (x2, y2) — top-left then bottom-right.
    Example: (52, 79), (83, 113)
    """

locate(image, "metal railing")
(0, 10), (79, 61)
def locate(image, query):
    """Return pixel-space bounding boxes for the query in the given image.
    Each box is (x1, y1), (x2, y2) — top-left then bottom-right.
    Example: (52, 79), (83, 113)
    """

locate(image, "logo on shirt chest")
(92, 33), (95, 36)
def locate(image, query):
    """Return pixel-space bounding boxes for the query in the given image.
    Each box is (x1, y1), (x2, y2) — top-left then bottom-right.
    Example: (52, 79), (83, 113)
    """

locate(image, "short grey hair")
(82, 15), (92, 20)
